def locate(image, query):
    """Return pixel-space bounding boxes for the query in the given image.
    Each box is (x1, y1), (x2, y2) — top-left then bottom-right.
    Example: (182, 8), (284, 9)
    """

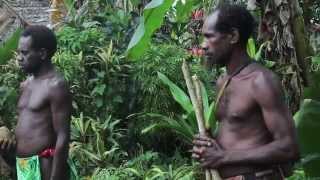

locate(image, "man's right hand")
(191, 134), (225, 169)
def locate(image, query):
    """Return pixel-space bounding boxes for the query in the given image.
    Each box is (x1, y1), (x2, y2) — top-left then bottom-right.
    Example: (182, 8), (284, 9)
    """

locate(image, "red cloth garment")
(39, 148), (55, 158)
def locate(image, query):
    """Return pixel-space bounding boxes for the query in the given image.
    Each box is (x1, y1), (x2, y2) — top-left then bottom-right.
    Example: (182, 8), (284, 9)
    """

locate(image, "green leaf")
(246, 38), (256, 59)
(127, 0), (174, 59)
(157, 72), (193, 113)
(0, 28), (22, 64)
(141, 124), (159, 134)
(294, 99), (320, 177)
(130, 0), (141, 6)
(175, 0), (198, 23)
(124, 167), (142, 177)
(92, 84), (106, 96)
(204, 101), (216, 130)
(312, 56), (320, 65)
(304, 71), (320, 101)
(142, 113), (195, 144)
(200, 81), (209, 115)
(95, 98), (103, 108)
(254, 41), (268, 61)
(63, 0), (75, 11)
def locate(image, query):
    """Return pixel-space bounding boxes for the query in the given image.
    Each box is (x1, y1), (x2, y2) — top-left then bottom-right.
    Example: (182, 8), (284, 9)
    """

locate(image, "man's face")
(17, 36), (42, 74)
(202, 11), (233, 68)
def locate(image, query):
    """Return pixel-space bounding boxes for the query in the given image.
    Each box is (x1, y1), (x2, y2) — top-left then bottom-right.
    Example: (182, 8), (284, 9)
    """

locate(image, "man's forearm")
(221, 138), (299, 166)
(50, 138), (69, 180)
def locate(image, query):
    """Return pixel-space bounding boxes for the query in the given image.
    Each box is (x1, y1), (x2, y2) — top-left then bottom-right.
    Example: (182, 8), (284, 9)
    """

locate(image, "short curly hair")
(213, 4), (256, 46)
(21, 25), (57, 58)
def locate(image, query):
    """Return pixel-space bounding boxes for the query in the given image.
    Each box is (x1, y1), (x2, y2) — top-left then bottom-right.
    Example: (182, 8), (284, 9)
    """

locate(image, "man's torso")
(15, 74), (62, 157)
(215, 63), (279, 176)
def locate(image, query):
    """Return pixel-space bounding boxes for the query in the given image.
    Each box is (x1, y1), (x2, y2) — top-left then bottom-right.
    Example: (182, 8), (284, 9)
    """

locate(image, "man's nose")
(201, 41), (208, 51)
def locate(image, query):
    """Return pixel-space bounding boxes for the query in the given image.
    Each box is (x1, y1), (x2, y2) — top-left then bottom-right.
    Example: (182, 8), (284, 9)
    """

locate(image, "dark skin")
(11, 36), (71, 180)
(192, 10), (299, 177)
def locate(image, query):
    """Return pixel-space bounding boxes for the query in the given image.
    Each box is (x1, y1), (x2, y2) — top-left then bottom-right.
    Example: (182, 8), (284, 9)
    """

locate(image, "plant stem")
(182, 60), (222, 180)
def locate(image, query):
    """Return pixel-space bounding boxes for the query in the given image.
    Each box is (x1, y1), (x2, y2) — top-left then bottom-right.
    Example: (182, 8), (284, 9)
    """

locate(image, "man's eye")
(20, 51), (28, 55)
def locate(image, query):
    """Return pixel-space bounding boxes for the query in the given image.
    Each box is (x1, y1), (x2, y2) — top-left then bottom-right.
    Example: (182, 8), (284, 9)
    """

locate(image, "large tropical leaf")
(141, 113), (196, 144)
(0, 28), (22, 64)
(143, 73), (218, 143)
(157, 72), (217, 136)
(304, 70), (320, 102)
(294, 99), (320, 177)
(174, 0), (199, 23)
(127, 0), (174, 59)
(157, 72), (193, 113)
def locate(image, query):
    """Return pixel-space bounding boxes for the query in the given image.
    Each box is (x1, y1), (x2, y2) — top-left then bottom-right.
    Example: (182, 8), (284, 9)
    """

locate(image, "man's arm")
(49, 80), (72, 180)
(221, 71), (299, 165)
(193, 71), (300, 168)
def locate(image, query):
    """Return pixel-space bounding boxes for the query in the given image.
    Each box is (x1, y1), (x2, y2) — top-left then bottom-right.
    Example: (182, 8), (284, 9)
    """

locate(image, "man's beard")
(203, 55), (227, 70)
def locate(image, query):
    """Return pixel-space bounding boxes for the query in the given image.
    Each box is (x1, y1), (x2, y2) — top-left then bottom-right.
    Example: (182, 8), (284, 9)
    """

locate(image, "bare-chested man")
(10, 25), (71, 180)
(192, 5), (300, 180)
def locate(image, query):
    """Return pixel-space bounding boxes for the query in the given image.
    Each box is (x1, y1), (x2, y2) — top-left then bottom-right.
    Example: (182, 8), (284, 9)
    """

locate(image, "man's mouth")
(204, 54), (213, 59)
(19, 63), (26, 70)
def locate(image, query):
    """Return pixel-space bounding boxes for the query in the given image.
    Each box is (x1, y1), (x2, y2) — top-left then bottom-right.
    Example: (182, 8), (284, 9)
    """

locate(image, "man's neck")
(226, 48), (251, 75)
(32, 60), (55, 79)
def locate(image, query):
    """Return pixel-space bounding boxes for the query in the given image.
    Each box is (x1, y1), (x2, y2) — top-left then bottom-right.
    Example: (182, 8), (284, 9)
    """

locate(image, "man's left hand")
(192, 135), (225, 169)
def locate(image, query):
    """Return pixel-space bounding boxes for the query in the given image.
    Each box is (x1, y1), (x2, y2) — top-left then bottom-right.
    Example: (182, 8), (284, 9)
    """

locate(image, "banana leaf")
(294, 99), (320, 177)
(127, 0), (174, 59)
(0, 28), (22, 64)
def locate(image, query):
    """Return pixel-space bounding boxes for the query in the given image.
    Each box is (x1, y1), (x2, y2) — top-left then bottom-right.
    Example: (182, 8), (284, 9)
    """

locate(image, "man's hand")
(0, 126), (16, 153)
(192, 134), (225, 169)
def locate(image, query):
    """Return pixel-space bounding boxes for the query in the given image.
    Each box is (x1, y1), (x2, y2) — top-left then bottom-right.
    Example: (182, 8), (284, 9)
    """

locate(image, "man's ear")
(229, 28), (240, 44)
(39, 48), (48, 60)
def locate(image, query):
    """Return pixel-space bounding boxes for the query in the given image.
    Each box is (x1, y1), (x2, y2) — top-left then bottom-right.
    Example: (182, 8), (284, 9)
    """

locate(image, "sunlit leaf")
(0, 28), (22, 64)
(127, 0), (174, 59)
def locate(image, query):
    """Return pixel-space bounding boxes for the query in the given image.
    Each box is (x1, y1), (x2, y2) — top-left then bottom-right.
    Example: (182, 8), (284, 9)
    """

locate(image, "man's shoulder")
(47, 73), (70, 99)
(251, 63), (280, 88)
(20, 76), (33, 87)
(47, 73), (68, 89)
(250, 63), (283, 99)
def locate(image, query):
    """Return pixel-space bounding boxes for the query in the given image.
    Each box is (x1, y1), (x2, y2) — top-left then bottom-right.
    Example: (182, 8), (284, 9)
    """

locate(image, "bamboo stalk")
(192, 75), (206, 135)
(182, 60), (222, 180)
(193, 75), (222, 180)
(181, 60), (206, 134)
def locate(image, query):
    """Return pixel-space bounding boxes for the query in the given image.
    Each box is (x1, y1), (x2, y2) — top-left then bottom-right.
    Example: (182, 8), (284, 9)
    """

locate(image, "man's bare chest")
(215, 82), (257, 121)
(18, 82), (49, 111)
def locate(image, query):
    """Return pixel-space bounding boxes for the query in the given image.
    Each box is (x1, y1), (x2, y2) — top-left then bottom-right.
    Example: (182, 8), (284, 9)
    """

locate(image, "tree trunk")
(290, 0), (313, 86)
(258, 0), (312, 112)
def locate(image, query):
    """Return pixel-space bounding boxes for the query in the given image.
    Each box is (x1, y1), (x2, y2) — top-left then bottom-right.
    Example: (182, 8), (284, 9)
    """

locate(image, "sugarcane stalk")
(182, 60), (222, 180)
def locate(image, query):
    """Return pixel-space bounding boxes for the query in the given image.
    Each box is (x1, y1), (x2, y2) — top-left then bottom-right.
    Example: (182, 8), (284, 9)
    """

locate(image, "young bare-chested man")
(192, 5), (300, 180)
(1, 25), (72, 180)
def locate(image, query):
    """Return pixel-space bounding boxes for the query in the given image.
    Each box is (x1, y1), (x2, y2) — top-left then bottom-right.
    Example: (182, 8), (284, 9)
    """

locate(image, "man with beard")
(192, 5), (300, 180)
(1, 25), (73, 180)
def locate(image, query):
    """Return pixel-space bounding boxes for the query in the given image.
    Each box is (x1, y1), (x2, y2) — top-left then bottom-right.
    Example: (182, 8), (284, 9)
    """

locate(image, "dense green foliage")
(1, 0), (320, 179)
